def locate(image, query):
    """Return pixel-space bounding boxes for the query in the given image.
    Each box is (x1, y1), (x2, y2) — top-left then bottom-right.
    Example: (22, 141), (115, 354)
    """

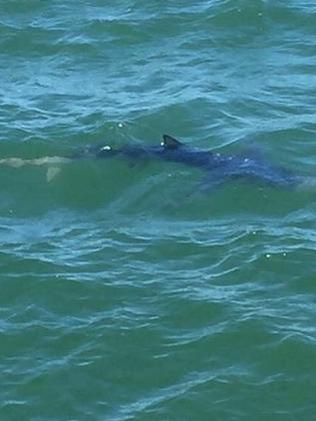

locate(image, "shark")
(78, 134), (300, 190)
(0, 134), (301, 189)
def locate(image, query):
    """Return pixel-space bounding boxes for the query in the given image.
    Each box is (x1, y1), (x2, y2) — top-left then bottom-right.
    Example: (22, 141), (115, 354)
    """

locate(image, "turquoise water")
(1, 1), (316, 420)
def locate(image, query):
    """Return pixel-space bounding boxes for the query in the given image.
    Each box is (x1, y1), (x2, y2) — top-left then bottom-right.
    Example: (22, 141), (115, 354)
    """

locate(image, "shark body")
(82, 134), (299, 190)
(0, 134), (300, 189)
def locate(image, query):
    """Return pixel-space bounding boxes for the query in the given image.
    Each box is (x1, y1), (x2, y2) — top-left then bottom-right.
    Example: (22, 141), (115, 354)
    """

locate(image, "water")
(1, 1), (316, 420)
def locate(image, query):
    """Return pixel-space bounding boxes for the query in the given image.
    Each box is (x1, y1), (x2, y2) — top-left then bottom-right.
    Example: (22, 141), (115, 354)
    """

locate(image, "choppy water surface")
(1, 1), (316, 419)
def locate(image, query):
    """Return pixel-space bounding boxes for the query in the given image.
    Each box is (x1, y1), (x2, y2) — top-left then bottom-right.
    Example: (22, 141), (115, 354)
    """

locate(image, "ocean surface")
(1, 1), (316, 420)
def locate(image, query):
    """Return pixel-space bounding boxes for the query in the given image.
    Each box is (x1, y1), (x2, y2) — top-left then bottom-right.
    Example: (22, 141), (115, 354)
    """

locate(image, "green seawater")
(1, 1), (316, 420)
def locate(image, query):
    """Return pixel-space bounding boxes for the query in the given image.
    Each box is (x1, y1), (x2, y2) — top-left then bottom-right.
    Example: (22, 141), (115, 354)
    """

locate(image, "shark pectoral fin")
(184, 173), (227, 199)
(161, 134), (183, 150)
(46, 166), (61, 182)
(198, 172), (228, 193)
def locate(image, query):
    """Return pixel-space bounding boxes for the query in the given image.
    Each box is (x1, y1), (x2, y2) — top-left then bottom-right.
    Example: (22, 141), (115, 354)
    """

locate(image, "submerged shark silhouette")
(0, 134), (300, 189)
(79, 134), (300, 190)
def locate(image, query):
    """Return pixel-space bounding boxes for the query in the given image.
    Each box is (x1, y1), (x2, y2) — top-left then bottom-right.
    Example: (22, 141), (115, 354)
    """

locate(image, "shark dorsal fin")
(161, 134), (183, 150)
